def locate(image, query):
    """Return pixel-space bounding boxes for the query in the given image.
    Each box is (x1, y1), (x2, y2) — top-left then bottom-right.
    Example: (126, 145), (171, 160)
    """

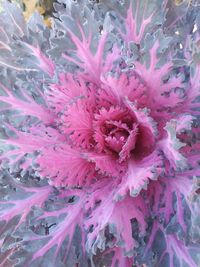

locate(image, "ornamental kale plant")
(0, 0), (200, 266)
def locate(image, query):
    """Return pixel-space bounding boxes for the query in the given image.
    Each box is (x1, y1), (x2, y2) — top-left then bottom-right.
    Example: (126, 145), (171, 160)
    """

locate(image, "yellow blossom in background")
(0, 0), (53, 26)
(23, 0), (53, 27)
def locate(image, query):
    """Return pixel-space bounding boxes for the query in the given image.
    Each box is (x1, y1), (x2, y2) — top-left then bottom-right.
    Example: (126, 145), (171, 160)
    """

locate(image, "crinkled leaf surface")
(0, 0), (200, 267)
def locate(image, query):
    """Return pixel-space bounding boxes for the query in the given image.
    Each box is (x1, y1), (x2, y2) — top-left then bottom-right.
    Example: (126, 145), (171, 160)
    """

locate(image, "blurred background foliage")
(0, 0), (54, 26)
(0, 0), (198, 27)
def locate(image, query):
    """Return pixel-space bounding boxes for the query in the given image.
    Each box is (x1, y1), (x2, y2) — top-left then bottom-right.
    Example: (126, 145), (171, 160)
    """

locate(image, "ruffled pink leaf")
(29, 195), (85, 266)
(93, 106), (129, 152)
(84, 152), (126, 178)
(147, 166), (197, 230)
(62, 13), (108, 83)
(1, 124), (64, 164)
(159, 119), (188, 171)
(165, 234), (198, 267)
(37, 144), (96, 187)
(175, 114), (194, 134)
(0, 184), (51, 232)
(124, 99), (157, 156)
(110, 247), (133, 267)
(124, 1), (155, 43)
(119, 123), (138, 162)
(99, 72), (147, 109)
(61, 97), (95, 149)
(114, 150), (163, 200)
(1, 187), (51, 222)
(46, 74), (95, 113)
(0, 1), (199, 266)
(144, 222), (198, 267)
(0, 83), (53, 124)
(125, 99), (157, 135)
(1, 124), (95, 187)
(133, 40), (185, 121)
(85, 180), (146, 255)
(2, 187), (86, 266)
(108, 196), (146, 252)
(24, 44), (55, 77)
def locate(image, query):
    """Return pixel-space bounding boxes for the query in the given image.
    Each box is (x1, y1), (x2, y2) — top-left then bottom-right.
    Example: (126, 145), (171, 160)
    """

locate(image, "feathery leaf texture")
(0, 0), (200, 266)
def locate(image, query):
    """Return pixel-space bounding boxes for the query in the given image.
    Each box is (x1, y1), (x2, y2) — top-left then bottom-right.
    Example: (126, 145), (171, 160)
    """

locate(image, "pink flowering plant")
(0, 0), (200, 266)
